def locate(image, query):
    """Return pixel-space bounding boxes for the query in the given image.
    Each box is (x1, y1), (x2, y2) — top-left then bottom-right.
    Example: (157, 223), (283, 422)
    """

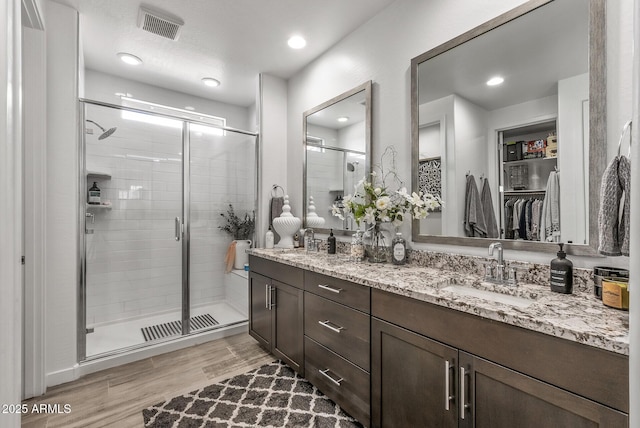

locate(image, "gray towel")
(598, 156), (622, 255)
(463, 175), (487, 237)
(480, 178), (499, 239)
(270, 197), (284, 244)
(618, 156), (631, 256)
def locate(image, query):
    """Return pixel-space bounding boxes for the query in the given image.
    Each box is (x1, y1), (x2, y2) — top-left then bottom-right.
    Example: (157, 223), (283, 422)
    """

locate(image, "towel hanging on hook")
(617, 120), (632, 157)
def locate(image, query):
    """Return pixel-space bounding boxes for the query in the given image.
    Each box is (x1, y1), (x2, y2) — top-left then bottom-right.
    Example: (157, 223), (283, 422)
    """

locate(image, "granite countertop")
(248, 248), (629, 356)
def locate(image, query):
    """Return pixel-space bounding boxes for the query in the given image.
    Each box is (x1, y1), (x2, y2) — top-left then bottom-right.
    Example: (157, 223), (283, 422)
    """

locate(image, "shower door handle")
(175, 217), (181, 241)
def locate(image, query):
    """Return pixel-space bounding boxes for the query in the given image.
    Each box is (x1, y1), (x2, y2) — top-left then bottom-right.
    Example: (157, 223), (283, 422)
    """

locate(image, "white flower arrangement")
(331, 147), (442, 227)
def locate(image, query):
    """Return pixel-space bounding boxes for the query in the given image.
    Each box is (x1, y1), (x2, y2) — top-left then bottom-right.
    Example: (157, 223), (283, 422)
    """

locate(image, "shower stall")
(78, 100), (257, 360)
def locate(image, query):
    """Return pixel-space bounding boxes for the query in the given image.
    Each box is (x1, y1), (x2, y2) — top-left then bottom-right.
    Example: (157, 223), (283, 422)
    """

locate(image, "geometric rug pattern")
(142, 360), (363, 427)
(141, 314), (219, 342)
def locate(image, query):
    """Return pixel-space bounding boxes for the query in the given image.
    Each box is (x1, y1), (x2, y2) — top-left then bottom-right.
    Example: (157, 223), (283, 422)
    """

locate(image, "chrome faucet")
(486, 242), (519, 285)
(488, 242), (505, 281)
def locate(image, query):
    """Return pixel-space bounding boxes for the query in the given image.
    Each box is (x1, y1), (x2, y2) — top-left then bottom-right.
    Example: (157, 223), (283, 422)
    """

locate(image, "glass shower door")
(83, 102), (185, 358)
(188, 124), (256, 331)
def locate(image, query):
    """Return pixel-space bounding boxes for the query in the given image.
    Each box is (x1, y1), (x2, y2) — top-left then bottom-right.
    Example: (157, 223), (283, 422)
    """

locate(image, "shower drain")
(141, 314), (219, 341)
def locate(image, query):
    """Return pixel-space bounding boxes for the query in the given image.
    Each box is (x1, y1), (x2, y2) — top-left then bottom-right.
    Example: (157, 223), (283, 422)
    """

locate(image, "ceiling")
(418, 0), (588, 111)
(52, 0), (396, 107)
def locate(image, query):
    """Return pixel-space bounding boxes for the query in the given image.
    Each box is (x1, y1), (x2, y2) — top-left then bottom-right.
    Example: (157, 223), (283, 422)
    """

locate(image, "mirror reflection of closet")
(411, 0), (605, 255)
(303, 81), (372, 234)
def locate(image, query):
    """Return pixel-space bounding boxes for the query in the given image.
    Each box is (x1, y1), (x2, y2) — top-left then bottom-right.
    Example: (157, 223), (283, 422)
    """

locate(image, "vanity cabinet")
(371, 289), (628, 428)
(303, 271), (371, 426)
(248, 256), (304, 374)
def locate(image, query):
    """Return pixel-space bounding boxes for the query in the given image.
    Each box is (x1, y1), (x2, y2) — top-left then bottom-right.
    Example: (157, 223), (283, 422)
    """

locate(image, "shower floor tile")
(86, 301), (245, 357)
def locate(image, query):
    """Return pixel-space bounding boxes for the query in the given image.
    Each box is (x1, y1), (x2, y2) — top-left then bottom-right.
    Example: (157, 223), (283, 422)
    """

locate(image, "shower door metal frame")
(77, 99), (259, 362)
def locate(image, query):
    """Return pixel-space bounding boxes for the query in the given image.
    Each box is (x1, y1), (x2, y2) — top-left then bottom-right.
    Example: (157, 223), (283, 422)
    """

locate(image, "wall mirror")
(411, 0), (605, 255)
(303, 81), (372, 233)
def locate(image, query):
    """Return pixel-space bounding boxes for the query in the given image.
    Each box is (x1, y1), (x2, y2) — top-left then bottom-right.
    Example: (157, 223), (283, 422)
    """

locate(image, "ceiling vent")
(137, 6), (183, 41)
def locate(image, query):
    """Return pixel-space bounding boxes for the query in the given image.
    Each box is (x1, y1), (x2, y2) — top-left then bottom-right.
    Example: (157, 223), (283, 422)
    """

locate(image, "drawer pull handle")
(460, 366), (470, 419)
(444, 360), (455, 411)
(319, 369), (343, 386)
(318, 320), (344, 333)
(318, 284), (342, 294)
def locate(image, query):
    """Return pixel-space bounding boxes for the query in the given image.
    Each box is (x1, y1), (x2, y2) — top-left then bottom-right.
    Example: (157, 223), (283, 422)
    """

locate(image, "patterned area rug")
(142, 360), (363, 427)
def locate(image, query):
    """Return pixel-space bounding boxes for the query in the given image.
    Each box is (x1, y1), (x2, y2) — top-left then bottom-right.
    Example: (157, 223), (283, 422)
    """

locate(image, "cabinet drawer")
(305, 292), (370, 371)
(249, 255), (303, 288)
(305, 336), (370, 426)
(305, 271), (370, 313)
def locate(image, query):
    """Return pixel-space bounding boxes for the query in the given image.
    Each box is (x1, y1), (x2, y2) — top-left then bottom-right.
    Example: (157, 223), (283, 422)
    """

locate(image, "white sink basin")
(441, 285), (537, 308)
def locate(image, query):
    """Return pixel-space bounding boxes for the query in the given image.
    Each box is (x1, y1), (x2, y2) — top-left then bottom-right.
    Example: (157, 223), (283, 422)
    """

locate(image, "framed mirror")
(411, 0), (605, 255)
(303, 81), (372, 234)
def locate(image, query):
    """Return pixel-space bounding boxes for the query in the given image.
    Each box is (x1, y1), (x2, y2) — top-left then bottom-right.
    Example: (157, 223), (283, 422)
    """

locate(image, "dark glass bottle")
(550, 243), (573, 294)
(88, 182), (101, 205)
(327, 229), (336, 254)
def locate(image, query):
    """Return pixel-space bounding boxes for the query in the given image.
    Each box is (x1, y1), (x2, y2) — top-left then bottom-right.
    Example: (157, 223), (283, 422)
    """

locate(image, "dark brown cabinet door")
(272, 280), (304, 374)
(372, 318), (458, 428)
(248, 272), (272, 349)
(460, 352), (628, 428)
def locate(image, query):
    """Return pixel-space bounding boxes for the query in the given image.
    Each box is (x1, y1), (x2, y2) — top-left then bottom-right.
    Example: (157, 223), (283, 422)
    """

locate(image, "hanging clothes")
(540, 171), (560, 242)
(504, 199), (515, 239)
(463, 174), (487, 237)
(480, 178), (499, 239)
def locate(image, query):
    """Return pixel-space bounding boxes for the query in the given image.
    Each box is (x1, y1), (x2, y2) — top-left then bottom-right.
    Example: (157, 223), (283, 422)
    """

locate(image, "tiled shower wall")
(85, 104), (255, 326)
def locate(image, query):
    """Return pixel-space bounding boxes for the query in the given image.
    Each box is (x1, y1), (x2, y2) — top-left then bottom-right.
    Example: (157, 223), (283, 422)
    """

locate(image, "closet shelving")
(499, 119), (557, 239)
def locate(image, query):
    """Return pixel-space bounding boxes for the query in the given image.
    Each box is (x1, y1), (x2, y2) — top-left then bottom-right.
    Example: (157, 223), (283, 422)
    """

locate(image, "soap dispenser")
(265, 225), (274, 249)
(550, 243), (573, 294)
(327, 229), (336, 254)
(88, 182), (101, 205)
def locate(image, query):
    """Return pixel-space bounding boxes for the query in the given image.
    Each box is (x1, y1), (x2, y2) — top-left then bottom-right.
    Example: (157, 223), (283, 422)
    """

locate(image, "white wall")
(22, 23), (47, 398)
(44, 0), (79, 386)
(258, 73), (288, 246)
(85, 69), (252, 131)
(453, 95), (489, 236)
(558, 73), (589, 245)
(1, 0), (22, 424)
(287, 0), (633, 269)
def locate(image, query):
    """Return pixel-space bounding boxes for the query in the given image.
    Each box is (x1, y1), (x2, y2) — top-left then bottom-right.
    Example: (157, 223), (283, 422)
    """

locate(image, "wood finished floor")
(21, 332), (273, 428)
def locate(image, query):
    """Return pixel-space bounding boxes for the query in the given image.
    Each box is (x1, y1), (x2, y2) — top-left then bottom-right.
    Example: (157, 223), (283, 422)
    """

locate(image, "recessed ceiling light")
(486, 76), (504, 86)
(337, 116), (349, 122)
(288, 35), (306, 49)
(202, 77), (221, 87)
(117, 52), (142, 66)
(184, 106), (195, 111)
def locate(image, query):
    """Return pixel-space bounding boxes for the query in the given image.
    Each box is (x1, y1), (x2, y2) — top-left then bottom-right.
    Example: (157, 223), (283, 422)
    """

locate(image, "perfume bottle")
(392, 232), (407, 265)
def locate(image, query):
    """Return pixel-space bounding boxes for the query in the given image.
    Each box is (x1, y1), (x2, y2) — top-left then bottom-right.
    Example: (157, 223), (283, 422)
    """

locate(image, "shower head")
(86, 119), (117, 140)
(347, 161), (359, 172)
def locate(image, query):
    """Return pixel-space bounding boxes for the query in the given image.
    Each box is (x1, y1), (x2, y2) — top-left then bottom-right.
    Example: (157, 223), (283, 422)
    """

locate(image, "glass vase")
(367, 222), (388, 263)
